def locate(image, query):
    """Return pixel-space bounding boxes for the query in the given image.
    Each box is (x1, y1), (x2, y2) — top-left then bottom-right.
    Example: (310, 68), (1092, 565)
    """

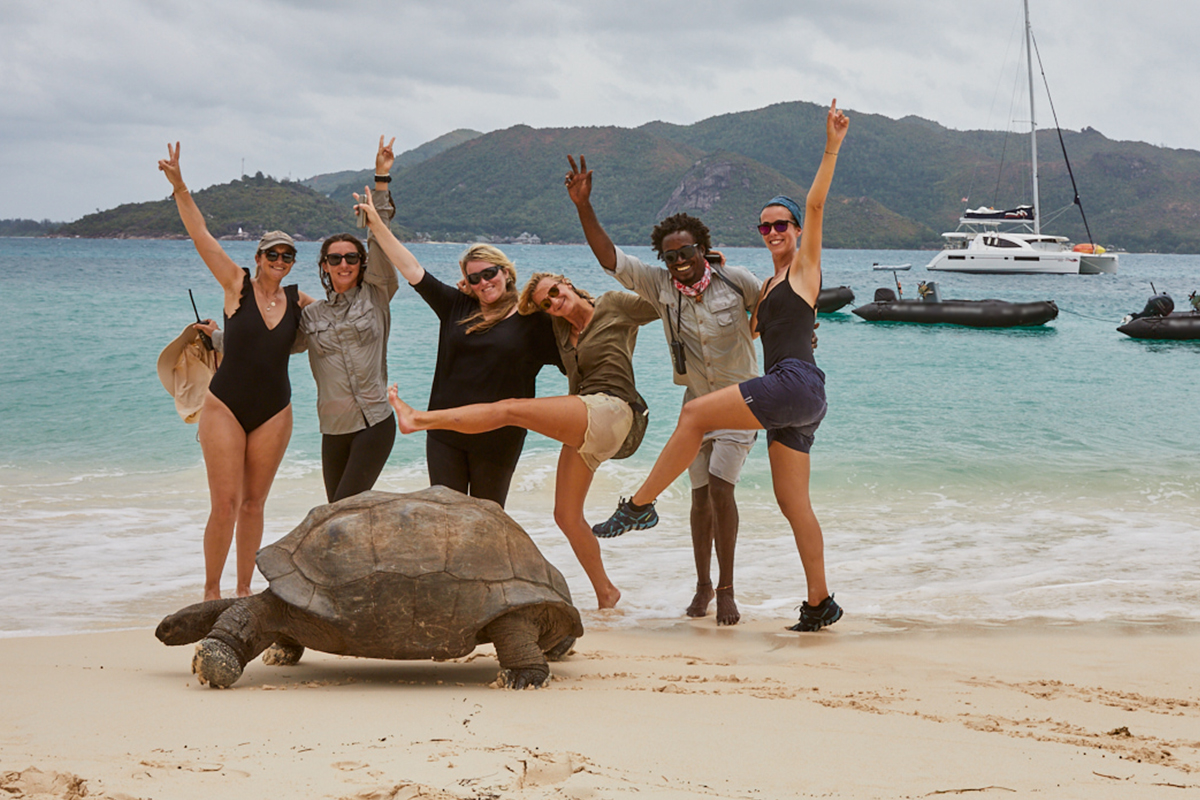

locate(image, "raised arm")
(354, 185), (425, 286)
(363, 135), (401, 299)
(565, 155), (617, 272)
(790, 100), (849, 302)
(157, 143), (244, 295)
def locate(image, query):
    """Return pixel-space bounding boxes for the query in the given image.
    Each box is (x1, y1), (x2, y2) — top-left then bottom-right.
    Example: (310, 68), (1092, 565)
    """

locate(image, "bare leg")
(234, 405), (293, 597)
(767, 442), (829, 606)
(391, 391), (586, 449)
(686, 485), (714, 618)
(554, 447), (620, 609)
(708, 476), (741, 625)
(631, 384), (760, 506)
(197, 395), (247, 601)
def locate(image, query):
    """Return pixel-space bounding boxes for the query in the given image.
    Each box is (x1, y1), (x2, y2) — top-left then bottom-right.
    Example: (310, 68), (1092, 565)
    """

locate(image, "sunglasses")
(262, 250), (296, 264)
(466, 265), (503, 285)
(538, 282), (565, 310)
(324, 252), (361, 266)
(662, 244), (700, 266)
(757, 220), (795, 235)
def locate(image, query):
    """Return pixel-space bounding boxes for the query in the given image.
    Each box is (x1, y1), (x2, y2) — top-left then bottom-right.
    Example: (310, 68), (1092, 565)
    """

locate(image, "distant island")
(11, 102), (1200, 252)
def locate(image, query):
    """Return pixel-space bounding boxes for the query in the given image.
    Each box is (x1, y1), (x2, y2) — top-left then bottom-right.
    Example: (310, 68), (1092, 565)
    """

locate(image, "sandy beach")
(3, 616), (1198, 799)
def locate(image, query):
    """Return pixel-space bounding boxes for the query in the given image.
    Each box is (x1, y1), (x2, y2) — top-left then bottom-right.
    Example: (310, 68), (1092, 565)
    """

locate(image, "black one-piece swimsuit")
(208, 270), (300, 432)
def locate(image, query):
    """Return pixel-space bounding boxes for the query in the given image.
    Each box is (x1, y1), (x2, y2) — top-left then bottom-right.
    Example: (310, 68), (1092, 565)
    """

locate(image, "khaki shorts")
(577, 393), (634, 472)
(688, 429), (757, 489)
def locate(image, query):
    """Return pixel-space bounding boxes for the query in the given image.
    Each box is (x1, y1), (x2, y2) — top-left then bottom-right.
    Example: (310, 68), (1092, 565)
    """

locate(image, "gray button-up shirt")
(299, 189), (400, 435)
(609, 247), (760, 402)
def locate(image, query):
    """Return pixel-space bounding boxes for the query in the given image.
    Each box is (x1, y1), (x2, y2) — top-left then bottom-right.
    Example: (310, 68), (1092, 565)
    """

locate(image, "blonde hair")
(458, 243), (518, 335)
(517, 272), (595, 316)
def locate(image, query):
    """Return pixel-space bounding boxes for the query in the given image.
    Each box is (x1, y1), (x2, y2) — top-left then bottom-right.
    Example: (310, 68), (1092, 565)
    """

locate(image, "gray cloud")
(2, 0), (1196, 220)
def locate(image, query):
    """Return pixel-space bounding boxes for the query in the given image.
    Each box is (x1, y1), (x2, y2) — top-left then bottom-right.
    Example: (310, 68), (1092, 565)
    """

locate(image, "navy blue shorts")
(739, 358), (827, 453)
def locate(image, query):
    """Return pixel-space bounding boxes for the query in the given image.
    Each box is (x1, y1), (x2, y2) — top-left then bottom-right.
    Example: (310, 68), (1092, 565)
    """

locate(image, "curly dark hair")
(318, 233), (368, 293)
(650, 213), (712, 259)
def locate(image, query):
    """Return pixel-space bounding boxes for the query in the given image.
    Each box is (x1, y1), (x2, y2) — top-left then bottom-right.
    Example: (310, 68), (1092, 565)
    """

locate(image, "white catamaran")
(927, 1), (1117, 275)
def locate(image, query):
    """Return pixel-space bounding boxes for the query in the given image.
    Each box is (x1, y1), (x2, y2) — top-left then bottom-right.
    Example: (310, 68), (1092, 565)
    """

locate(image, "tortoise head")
(155, 597), (240, 645)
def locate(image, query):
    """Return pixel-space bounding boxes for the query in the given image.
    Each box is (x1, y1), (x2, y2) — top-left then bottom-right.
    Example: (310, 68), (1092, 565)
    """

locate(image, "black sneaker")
(592, 497), (658, 538)
(787, 594), (843, 632)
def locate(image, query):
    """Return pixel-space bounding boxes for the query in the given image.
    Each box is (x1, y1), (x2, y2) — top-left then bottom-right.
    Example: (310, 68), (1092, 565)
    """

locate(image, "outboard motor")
(873, 287), (897, 303)
(1133, 293), (1174, 319)
(917, 281), (942, 303)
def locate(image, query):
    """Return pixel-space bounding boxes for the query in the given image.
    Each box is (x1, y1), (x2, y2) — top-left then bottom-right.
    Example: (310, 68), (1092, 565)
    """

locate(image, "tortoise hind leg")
(484, 608), (549, 689)
(261, 638), (305, 666)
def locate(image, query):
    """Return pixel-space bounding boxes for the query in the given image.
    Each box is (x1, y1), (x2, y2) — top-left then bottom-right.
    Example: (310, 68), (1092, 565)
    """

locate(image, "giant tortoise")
(156, 487), (583, 689)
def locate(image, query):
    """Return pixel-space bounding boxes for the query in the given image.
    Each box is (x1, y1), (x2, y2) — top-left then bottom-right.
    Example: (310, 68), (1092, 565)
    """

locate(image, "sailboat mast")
(1024, 0), (1040, 234)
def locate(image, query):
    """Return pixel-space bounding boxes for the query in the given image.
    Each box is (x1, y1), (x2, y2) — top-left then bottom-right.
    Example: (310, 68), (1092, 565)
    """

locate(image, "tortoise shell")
(255, 486), (583, 660)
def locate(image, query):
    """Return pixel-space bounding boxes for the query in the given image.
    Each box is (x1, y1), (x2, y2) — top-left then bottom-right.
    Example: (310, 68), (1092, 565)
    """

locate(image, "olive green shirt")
(552, 291), (659, 408)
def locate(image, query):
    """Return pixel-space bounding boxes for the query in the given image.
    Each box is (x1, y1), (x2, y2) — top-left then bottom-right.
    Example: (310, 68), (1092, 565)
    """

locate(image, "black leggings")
(426, 435), (524, 508)
(321, 415), (397, 503)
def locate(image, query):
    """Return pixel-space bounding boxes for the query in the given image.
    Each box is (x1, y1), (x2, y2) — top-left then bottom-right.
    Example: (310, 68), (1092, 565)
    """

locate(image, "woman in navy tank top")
(594, 100), (850, 633)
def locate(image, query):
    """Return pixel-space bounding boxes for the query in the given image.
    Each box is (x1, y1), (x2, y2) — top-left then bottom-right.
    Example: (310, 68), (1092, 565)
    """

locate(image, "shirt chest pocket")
(711, 295), (742, 328)
(347, 305), (381, 347)
(304, 317), (337, 356)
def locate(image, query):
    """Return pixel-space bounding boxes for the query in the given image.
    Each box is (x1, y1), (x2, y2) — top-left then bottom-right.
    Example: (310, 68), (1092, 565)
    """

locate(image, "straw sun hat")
(157, 324), (220, 423)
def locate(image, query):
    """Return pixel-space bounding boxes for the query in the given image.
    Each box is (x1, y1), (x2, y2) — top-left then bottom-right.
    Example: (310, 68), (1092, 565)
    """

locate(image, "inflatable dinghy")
(1117, 291), (1200, 340)
(853, 283), (1058, 328)
(817, 285), (855, 314)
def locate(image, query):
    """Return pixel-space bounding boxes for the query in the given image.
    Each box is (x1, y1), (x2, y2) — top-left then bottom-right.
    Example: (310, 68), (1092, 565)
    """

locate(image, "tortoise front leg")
(484, 608), (550, 689)
(194, 592), (287, 688)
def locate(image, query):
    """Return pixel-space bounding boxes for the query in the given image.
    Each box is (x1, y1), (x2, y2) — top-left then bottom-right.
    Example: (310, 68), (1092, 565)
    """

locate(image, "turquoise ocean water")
(2, 237), (1198, 636)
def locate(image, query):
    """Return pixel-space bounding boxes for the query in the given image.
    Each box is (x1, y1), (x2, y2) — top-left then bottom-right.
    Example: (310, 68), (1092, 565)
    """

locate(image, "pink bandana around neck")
(673, 264), (712, 298)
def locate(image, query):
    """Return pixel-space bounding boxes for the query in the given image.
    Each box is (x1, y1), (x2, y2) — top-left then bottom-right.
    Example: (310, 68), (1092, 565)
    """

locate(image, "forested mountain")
(56, 173), (359, 240)
(47, 102), (1200, 251)
(303, 128), (483, 201)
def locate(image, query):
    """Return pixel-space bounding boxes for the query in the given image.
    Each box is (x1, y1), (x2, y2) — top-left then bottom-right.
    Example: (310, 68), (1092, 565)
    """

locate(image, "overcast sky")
(3, 0), (1196, 222)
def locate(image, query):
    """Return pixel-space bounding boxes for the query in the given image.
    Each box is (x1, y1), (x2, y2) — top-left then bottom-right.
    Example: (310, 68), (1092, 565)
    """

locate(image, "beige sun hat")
(157, 324), (220, 424)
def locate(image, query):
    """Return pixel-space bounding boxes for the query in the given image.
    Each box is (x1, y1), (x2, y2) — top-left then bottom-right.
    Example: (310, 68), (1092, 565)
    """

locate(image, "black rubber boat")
(852, 284), (1058, 327)
(817, 285), (855, 314)
(1117, 291), (1200, 340)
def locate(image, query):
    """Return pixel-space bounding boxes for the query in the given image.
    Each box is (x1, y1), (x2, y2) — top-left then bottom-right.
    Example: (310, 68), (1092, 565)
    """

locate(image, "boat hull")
(852, 299), (1059, 327)
(816, 285), (855, 314)
(1117, 313), (1200, 340)
(927, 250), (1085, 275)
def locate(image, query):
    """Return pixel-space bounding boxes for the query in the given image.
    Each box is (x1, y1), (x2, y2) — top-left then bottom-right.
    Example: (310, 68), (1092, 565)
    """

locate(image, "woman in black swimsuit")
(159, 143), (315, 601)
(593, 100), (850, 632)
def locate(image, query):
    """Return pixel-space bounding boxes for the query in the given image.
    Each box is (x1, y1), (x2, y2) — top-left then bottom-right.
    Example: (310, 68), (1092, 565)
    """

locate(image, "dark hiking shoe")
(787, 594), (843, 632)
(592, 497), (658, 538)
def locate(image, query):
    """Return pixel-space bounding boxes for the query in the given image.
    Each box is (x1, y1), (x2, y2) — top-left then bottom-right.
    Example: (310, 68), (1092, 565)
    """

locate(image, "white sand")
(2, 617), (1198, 799)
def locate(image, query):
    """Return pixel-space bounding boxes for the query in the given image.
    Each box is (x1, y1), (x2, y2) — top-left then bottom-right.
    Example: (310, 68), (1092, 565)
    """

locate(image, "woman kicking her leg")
(385, 270), (658, 610)
(591, 99), (850, 632)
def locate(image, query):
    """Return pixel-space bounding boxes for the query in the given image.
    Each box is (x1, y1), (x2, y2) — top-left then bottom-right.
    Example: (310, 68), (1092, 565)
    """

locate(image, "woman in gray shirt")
(301, 137), (400, 501)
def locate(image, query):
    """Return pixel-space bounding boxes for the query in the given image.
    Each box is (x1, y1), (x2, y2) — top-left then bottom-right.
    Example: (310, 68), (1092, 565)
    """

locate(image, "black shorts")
(739, 358), (827, 453)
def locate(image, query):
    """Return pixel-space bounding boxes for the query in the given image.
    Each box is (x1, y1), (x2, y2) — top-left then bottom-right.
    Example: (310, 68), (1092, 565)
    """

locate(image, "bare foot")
(597, 585), (621, 609)
(387, 384), (420, 434)
(686, 581), (713, 618)
(203, 588), (222, 602)
(715, 586), (740, 626)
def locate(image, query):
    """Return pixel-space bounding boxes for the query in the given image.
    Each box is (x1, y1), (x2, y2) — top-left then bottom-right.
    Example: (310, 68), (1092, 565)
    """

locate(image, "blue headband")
(763, 195), (802, 226)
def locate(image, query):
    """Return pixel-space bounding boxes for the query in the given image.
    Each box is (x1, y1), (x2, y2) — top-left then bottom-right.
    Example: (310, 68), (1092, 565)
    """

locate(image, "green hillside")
(49, 103), (1200, 252)
(643, 101), (1200, 251)
(56, 173), (360, 240)
(304, 129), (484, 203)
